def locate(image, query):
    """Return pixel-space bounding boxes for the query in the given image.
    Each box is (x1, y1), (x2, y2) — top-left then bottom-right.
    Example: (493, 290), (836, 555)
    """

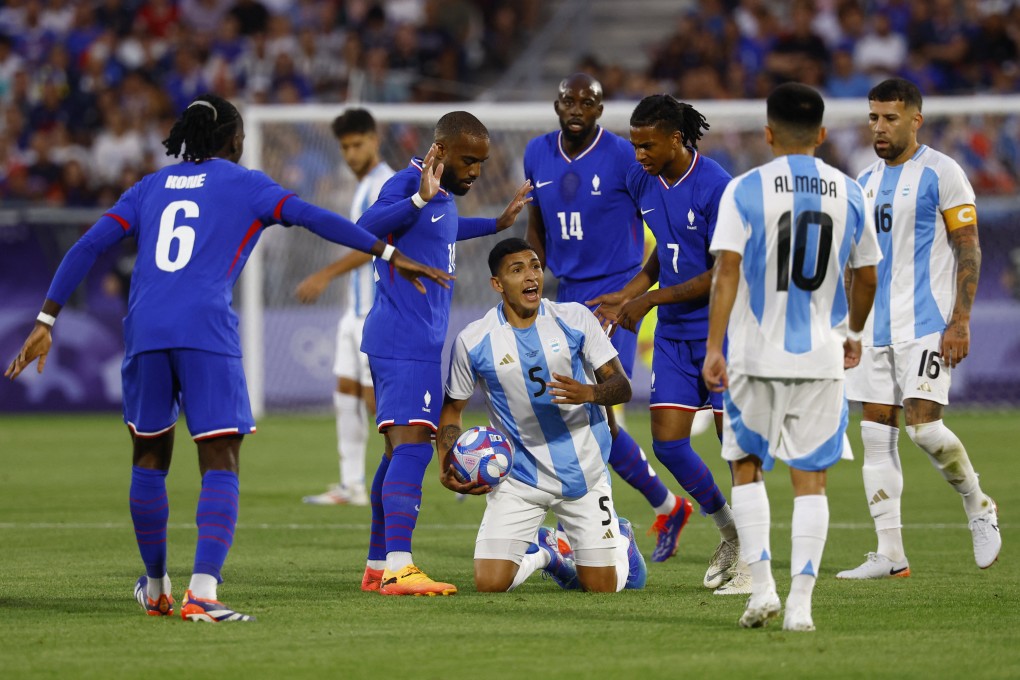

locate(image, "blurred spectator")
(853, 14), (907, 78)
(825, 48), (873, 97)
(229, 0), (270, 36)
(181, 0), (231, 34)
(91, 108), (144, 185)
(767, 0), (830, 83)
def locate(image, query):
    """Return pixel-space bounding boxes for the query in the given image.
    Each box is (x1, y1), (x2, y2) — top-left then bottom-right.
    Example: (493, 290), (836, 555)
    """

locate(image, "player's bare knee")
(474, 560), (516, 592)
(132, 430), (174, 470)
(577, 565), (617, 593)
(903, 398), (943, 426)
(197, 435), (242, 474)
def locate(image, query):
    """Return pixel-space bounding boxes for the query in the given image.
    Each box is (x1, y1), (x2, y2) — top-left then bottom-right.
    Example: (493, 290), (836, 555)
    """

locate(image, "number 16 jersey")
(711, 154), (882, 380)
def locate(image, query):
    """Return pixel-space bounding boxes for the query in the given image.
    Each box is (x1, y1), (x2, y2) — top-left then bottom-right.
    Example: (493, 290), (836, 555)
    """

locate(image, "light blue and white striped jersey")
(856, 145), (975, 346)
(346, 162), (394, 319)
(712, 154), (882, 379)
(446, 300), (618, 499)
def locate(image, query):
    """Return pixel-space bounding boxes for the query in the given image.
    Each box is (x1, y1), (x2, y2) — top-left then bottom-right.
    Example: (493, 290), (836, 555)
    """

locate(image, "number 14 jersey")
(711, 154), (882, 380)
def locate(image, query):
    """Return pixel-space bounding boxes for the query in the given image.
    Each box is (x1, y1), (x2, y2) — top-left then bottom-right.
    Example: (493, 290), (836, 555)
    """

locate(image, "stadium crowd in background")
(1, 0), (1020, 209)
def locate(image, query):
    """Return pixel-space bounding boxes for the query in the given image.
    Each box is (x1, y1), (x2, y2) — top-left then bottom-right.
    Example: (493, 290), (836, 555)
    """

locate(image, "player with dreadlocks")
(589, 94), (748, 593)
(5, 94), (450, 622)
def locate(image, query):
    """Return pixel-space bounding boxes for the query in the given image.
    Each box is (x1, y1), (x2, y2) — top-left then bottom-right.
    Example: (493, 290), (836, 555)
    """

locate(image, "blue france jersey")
(856, 145), (975, 346)
(446, 300), (618, 499)
(625, 150), (731, 339)
(108, 159), (295, 358)
(360, 158), (496, 361)
(711, 155), (882, 379)
(523, 127), (643, 282)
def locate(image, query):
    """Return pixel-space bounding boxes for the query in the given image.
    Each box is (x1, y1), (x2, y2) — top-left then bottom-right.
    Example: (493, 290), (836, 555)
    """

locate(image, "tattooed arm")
(437, 395), (491, 494)
(942, 221), (981, 368)
(547, 356), (632, 407)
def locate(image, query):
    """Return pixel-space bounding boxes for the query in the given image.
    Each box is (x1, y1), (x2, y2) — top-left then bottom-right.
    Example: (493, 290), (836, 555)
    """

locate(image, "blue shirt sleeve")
(45, 215), (130, 304)
(357, 172), (421, 237)
(278, 197), (379, 254)
(457, 217), (497, 241)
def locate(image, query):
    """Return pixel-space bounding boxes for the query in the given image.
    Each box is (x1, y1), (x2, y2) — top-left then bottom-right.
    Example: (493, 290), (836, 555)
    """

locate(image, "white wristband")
(410, 193), (427, 209)
(847, 328), (863, 343)
(37, 311), (56, 327)
(380, 244), (396, 262)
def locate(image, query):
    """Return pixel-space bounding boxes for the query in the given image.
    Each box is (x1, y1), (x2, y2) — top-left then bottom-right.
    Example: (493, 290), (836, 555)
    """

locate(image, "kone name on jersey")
(774, 175), (837, 197)
(165, 174), (207, 189)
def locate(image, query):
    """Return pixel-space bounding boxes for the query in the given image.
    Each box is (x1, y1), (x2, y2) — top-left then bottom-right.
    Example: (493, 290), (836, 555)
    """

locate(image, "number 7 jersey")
(711, 154), (882, 379)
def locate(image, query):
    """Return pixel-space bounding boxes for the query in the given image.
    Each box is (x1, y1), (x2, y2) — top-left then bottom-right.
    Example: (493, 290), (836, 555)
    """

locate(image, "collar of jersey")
(557, 126), (604, 163)
(409, 157), (449, 196)
(911, 145), (928, 162)
(658, 149), (699, 189)
(497, 300), (546, 325)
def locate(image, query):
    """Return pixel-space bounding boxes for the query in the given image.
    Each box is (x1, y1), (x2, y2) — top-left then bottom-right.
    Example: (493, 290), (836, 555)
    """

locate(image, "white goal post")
(241, 96), (1020, 416)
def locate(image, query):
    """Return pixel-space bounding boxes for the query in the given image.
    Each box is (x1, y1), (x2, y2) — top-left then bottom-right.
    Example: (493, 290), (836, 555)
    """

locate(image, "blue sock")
(382, 442), (432, 556)
(609, 428), (670, 508)
(129, 466), (169, 579)
(193, 470), (239, 582)
(652, 438), (726, 514)
(367, 452), (391, 562)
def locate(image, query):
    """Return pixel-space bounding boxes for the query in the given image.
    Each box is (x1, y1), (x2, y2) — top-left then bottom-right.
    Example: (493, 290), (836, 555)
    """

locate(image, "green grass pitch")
(0, 410), (1016, 679)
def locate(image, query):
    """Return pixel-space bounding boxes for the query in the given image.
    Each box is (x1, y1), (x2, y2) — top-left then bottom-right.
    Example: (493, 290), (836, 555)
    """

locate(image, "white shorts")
(721, 373), (848, 472)
(474, 473), (620, 567)
(333, 314), (371, 386)
(845, 331), (950, 406)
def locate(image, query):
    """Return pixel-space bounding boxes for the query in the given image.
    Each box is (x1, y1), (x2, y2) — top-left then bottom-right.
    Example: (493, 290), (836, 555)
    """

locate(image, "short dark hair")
(629, 94), (709, 149)
(331, 108), (377, 138)
(766, 82), (825, 145)
(869, 78), (923, 112)
(488, 238), (535, 275)
(162, 94), (241, 162)
(435, 111), (488, 143)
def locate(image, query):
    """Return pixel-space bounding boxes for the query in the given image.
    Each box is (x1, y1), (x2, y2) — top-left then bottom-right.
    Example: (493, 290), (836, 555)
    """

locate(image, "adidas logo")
(602, 528), (614, 540)
(869, 489), (891, 505)
(499, 354), (515, 366)
(918, 382), (932, 392)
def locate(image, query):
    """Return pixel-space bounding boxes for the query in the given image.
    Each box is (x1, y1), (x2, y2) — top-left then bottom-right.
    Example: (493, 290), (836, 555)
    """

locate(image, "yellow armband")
(944, 204), (977, 232)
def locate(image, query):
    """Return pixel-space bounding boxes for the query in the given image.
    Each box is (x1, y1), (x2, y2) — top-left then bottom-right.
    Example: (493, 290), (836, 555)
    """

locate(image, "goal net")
(241, 97), (1020, 415)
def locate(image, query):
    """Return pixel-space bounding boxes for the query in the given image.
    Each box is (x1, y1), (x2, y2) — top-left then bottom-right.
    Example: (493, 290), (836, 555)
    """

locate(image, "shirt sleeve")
(45, 214), (131, 304)
(708, 179), (748, 257)
(703, 167), (731, 244)
(278, 197), (379, 254)
(245, 169), (300, 225)
(576, 305), (618, 373)
(457, 217), (498, 241)
(848, 179), (882, 269)
(937, 157), (977, 212)
(357, 174), (421, 238)
(445, 333), (478, 401)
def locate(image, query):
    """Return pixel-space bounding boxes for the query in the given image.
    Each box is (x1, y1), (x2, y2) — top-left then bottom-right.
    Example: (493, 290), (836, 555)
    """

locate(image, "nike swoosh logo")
(535, 180), (553, 188)
(889, 566), (910, 576)
(705, 567), (728, 582)
(641, 208), (655, 215)
(431, 214), (445, 222)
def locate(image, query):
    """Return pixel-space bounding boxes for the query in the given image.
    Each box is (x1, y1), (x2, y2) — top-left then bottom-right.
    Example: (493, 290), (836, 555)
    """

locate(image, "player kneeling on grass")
(438, 238), (645, 592)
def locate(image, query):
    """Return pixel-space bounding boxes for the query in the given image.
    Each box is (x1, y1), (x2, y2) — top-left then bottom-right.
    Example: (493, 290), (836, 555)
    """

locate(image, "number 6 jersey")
(711, 154), (882, 379)
(856, 145), (976, 347)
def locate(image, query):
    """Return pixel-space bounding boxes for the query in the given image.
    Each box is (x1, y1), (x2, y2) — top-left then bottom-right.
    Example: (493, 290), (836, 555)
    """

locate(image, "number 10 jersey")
(711, 154), (882, 380)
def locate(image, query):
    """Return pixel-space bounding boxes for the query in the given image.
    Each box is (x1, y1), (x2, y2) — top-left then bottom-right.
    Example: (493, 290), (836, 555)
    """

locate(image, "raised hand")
(417, 143), (444, 202)
(616, 294), (654, 333)
(586, 290), (629, 335)
(495, 180), (534, 231)
(390, 249), (454, 294)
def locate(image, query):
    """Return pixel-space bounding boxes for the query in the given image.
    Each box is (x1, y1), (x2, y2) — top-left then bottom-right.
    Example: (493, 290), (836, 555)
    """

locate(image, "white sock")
(188, 573), (217, 601)
(147, 573), (171, 600)
(731, 482), (773, 597)
(906, 420), (988, 518)
(615, 534), (630, 593)
(861, 421), (906, 562)
(653, 493), (677, 517)
(336, 392), (367, 489)
(710, 503), (738, 542)
(508, 550), (550, 591)
(366, 559), (385, 571)
(386, 551), (413, 572)
(788, 495), (829, 613)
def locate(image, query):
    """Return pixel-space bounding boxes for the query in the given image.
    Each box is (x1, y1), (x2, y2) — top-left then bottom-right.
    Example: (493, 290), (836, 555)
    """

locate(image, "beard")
(873, 139), (907, 160)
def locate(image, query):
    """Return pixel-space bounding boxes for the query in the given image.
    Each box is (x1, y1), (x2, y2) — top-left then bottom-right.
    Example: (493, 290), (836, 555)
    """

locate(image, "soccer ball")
(451, 426), (513, 487)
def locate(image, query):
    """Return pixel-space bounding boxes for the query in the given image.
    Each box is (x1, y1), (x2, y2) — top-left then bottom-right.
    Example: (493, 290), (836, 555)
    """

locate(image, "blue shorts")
(369, 356), (441, 432)
(557, 269), (640, 378)
(122, 349), (256, 440)
(649, 336), (722, 412)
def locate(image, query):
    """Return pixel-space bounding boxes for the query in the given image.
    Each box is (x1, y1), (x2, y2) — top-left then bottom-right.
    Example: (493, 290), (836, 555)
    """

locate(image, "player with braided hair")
(590, 94), (746, 593)
(5, 93), (450, 622)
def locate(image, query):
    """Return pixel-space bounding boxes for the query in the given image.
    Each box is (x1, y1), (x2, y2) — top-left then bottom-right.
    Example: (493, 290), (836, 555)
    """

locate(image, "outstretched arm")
(295, 250), (374, 303)
(703, 250), (741, 392)
(943, 222), (981, 368)
(524, 204), (547, 268)
(437, 395), (491, 495)
(587, 251), (658, 334)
